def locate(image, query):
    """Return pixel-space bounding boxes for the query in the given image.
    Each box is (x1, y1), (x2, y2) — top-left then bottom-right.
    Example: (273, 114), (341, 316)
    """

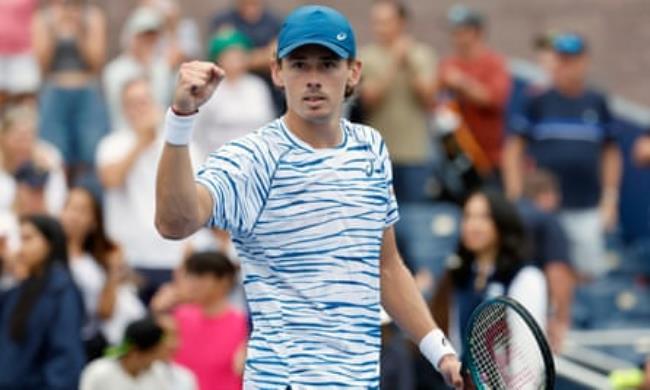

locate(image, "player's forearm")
(381, 256), (437, 342)
(155, 143), (204, 239)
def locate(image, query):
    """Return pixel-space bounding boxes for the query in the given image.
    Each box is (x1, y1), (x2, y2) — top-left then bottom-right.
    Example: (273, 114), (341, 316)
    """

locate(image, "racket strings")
(469, 302), (547, 389)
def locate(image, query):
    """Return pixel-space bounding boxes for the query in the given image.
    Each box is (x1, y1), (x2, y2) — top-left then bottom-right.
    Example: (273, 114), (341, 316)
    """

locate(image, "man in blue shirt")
(156, 5), (462, 389)
(503, 33), (622, 279)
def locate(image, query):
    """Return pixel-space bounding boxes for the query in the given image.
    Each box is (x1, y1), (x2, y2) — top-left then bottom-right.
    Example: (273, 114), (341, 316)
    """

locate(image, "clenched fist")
(172, 61), (225, 115)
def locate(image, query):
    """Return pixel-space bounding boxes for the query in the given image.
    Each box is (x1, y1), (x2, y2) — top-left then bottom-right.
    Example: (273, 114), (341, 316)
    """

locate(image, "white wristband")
(164, 108), (197, 145)
(419, 329), (457, 372)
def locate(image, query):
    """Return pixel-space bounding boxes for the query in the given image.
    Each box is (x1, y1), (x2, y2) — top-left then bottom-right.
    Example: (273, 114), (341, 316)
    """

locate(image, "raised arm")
(155, 61), (224, 239)
(380, 226), (463, 389)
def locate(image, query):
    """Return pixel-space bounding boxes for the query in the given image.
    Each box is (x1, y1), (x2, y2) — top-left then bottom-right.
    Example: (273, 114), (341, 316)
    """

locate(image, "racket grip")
(460, 363), (476, 390)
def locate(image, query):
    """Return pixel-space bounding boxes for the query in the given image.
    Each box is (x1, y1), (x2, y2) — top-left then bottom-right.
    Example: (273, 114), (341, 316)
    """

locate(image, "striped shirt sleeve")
(373, 131), (399, 227)
(195, 135), (274, 235)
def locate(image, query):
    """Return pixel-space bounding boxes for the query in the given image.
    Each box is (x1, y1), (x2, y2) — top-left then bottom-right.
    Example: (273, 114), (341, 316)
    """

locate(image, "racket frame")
(462, 296), (556, 390)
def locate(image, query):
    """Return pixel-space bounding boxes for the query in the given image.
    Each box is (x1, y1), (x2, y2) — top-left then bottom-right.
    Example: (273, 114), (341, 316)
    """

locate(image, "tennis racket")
(462, 296), (555, 389)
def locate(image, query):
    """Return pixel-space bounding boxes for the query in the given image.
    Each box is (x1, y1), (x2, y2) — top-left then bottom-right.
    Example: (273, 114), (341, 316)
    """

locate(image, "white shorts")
(559, 208), (608, 278)
(0, 52), (41, 93)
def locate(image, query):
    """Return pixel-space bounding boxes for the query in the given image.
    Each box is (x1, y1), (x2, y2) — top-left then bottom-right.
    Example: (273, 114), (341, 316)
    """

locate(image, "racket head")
(462, 296), (555, 390)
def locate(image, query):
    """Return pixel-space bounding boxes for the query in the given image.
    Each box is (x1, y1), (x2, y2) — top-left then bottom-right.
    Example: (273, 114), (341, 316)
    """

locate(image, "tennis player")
(155, 5), (463, 389)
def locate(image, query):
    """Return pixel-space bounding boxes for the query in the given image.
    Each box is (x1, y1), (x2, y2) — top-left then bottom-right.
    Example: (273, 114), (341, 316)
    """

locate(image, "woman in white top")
(60, 186), (145, 360)
(430, 189), (548, 355)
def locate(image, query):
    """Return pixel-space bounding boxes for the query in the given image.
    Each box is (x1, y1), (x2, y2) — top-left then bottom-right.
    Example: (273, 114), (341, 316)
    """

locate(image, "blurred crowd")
(0, 0), (649, 389)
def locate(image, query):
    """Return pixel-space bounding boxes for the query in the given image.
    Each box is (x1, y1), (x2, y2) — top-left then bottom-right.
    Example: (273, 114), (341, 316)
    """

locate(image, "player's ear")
(270, 58), (285, 89)
(347, 59), (362, 89)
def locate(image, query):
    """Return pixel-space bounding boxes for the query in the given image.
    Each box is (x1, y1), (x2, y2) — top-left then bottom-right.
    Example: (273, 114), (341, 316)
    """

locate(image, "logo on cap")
(336, 32), (347, 41)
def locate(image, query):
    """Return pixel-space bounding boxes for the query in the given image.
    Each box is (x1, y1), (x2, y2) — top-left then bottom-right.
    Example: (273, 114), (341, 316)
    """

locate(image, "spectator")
(0, 104), (67, 217)
(359, 0), (436, 203)
(139, 0), (201, 62)
(437, 5), (511, 178)
(60, 186), (145, 360)
(633, 132), (650, 167)
(193, 29), (274, 161)
(32, 0), (109, 184)
(210, 0), (283, 113)
(380, 310), (415, 390)
(97, 77), (193, 304)
(80, 316), (197, 390)
(430, 189), (547, 351)
(503, 33), (622, 279)
(0, 0), (40, 109)
(518, 170), (574, 352)
(151, 251), (247, 390)
(103, 6), (175, 131)
(0, 215), (85, 389)
(532, 31), (558, 88)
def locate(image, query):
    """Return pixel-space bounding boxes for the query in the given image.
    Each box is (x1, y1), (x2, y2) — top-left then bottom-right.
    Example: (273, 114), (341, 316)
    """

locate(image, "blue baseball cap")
(553, 33), (587, 56)
(277, 5), (356, 59)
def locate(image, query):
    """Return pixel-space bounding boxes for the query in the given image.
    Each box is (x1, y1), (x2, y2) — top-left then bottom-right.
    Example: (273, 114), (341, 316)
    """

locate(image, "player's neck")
(283, 110), (343, 149)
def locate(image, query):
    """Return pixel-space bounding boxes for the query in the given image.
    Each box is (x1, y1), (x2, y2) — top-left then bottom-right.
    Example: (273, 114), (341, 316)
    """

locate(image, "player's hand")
(173, 61), (225, 114)
(438, 354), (464, 389)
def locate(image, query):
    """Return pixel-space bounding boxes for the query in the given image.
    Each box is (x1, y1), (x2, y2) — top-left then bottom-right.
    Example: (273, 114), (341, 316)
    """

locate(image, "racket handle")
(460, 363), (476, 390)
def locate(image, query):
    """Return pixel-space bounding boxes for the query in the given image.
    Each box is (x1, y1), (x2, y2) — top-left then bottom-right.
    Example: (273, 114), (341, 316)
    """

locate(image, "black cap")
(106, 316), (163, 357)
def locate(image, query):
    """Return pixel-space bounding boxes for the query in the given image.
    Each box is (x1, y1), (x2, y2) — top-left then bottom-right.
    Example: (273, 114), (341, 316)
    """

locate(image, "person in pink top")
(0, 0), (40, 107)
(151, 251), (247, 390)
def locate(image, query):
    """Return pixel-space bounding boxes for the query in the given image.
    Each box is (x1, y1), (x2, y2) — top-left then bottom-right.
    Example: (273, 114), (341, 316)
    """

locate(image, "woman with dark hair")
(0, 214), (85, 389)
(430, 189), (547, 351)
(60, 187), (145, 360)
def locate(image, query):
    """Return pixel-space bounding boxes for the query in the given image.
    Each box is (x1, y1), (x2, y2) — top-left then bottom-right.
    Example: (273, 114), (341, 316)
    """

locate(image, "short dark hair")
(533, 32), (555, 51)
(184, 251), (238, 280)
(124, 316), (164, 352)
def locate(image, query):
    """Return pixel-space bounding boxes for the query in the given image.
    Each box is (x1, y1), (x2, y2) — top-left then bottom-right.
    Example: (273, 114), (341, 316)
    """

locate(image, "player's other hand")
(438, 354), (464, 389)
(172, 61), (225, 115)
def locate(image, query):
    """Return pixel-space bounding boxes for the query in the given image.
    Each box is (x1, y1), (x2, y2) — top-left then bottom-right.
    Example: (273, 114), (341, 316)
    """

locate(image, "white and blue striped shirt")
(195, 118), (399, 389)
